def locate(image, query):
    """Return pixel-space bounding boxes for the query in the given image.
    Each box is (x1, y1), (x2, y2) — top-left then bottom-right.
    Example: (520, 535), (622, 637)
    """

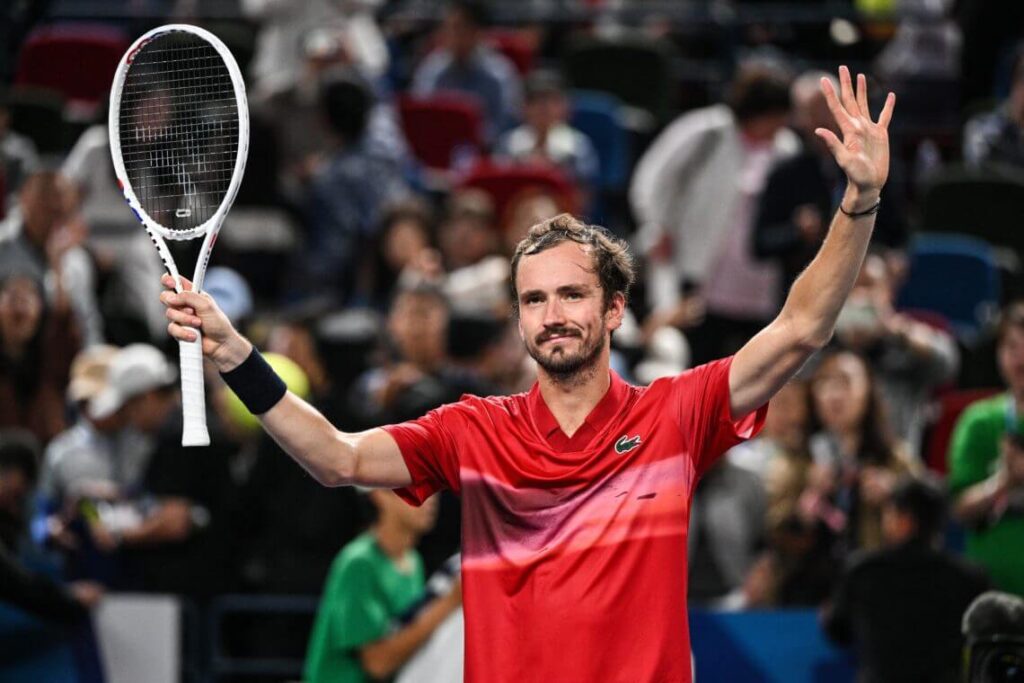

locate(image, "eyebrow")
(519, 283), (595, 301)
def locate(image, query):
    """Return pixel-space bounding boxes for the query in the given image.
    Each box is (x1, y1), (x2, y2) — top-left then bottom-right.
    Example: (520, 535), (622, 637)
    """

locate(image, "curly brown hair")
(509, 213), (635, 315)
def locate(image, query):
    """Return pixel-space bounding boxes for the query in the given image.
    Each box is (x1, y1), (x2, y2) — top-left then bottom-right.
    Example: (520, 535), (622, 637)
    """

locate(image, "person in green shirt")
(305, 491), (461, 683)
(949, 302), (1024, 596)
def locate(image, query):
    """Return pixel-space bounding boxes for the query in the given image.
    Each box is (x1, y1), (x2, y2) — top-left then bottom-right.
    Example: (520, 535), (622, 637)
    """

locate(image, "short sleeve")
(329, 557), (391, 652)
(667, 356), (767, 477)
(947, 402), (1000, 494)
(382, 403), (462, 506)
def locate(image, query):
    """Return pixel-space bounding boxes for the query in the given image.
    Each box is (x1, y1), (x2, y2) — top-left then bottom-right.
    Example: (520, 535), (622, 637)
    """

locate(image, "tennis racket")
(109, 24), (249, 447)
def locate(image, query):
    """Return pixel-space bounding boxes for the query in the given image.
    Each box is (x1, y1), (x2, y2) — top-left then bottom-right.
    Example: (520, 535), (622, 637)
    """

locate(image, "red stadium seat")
(14, 24), (129, 110)
(485, 30), (535, 76)
(456, 160), (579, 224)
(398, 94), (484, 171)
(923, 387), (1001, 474)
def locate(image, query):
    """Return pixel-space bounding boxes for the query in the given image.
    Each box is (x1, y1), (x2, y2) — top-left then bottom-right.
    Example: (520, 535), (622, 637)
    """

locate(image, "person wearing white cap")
(89, 344), (178, 425)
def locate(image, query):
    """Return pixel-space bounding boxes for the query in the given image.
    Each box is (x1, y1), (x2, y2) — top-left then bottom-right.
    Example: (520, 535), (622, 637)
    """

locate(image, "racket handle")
(179, 334), (210, 447)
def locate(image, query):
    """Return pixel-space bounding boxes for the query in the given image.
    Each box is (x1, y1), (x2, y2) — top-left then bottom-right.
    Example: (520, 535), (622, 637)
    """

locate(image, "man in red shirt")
(162, 67), (894, 682)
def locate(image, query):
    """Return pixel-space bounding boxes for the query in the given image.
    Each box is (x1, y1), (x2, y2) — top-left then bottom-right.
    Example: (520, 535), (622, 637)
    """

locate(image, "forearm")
(361, 595), (458, 679)
(953, 474), (1009, 524)
(779, 185), (880, 345)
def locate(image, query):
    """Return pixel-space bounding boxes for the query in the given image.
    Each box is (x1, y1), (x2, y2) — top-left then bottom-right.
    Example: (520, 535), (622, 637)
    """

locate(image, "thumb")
(815, 128), (843, 156)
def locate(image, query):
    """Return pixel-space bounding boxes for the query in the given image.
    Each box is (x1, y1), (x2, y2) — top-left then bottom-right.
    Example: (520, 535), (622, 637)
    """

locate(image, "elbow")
(783, 313), (833, 353)
(361, 648), (399, 680)
(315, 432), (358, 488)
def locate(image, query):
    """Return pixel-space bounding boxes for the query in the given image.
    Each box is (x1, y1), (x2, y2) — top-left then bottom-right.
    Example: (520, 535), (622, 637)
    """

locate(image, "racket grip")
(179, 334), (210, 447)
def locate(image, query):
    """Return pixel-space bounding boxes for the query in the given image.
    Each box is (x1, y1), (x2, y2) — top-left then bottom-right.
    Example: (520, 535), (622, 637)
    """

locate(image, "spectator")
(834, 253), (959, 454)
(0, 98), (40, 199)
(754, 71), (908, 301)
(438, 189), (509, 317)
(687, 455), (767, 608)
(822, 476), (990, 683)
(296, 70), (409, 303)
(495, 70), (599, 190)
(949, 301), (1024, 596)
(0, 431), (103, 625)
(807, 350), (918, 552)
(360, 199), (442, 309)
(304, 490), (461, 683)
(963, 43), (1024, 169)
(630, 60), (798, 363)
(0, 271), (79, 443)
(0, 171), (103, 346)
(411, 0), (523, 141)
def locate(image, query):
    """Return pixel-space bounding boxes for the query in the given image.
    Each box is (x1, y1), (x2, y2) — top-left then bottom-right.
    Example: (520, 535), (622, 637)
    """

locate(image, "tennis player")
(161, 67), (893, 682)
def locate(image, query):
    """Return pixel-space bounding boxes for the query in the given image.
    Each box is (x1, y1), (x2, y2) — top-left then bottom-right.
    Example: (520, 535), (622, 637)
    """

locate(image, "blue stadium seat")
(896, 233), (1001, 342)
(570, 90), (630, 191)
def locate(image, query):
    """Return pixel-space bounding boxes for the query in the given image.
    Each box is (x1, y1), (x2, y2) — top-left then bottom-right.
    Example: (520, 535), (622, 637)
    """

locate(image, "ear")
(516, 314), (525, 341)
(605, 292), (626, 332)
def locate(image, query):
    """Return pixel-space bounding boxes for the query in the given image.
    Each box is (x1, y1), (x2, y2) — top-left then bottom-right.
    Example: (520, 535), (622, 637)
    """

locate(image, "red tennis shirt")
(382, 356), (766, 683)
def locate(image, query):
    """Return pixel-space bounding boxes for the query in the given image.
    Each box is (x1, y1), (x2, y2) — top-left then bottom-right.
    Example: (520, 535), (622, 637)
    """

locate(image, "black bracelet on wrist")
(220, 348), (287, 415)
(839, 198), (882, 218)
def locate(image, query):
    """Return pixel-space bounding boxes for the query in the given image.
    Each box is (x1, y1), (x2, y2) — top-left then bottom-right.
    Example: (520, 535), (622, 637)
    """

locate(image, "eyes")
(522, 289), (588, 306)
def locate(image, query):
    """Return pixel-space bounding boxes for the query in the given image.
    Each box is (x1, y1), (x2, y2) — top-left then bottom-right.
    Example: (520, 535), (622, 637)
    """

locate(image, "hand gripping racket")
(109, 24), (249, 446)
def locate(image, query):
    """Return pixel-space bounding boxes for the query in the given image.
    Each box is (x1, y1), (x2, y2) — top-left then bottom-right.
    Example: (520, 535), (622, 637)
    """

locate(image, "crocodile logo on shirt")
(614, 434), (642, 454)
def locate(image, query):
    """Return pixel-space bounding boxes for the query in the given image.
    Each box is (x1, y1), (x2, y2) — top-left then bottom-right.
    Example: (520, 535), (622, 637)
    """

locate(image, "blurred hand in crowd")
(793, 204), (825, 245)
(69, 581), (105, 609)
(860, 466), (897, 507)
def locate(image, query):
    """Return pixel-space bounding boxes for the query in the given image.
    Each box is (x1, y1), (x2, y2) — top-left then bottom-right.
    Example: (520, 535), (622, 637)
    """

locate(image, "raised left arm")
(730, 67), (896, 418)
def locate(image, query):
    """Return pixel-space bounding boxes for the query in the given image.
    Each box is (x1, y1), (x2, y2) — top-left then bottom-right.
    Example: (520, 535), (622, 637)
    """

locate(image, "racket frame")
(109, 23), (250, 447)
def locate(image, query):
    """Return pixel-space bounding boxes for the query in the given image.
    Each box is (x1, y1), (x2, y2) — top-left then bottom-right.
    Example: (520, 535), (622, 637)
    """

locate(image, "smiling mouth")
(540, 334), (579, 344)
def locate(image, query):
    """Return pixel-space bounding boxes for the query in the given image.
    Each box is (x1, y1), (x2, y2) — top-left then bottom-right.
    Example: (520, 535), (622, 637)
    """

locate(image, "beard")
(525, 324), (606, 382)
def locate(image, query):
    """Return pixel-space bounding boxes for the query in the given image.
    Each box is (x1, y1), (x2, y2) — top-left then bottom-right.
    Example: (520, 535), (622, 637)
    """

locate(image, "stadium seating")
(570, 90), (630, 191)
(923, 387), (1001, 474)
(485, 29), (535, 76)
(14, 24), (129, 112)
(457, 160), (579, 222)
(4, 86), (70, 155)
(398, 94), (484, 171)
(896, 233), (1001, 343)
(919, 165), (1024, 251)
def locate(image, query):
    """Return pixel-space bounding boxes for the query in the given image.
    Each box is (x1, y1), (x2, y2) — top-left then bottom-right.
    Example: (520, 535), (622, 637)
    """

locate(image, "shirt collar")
(528, 370), (628, 440)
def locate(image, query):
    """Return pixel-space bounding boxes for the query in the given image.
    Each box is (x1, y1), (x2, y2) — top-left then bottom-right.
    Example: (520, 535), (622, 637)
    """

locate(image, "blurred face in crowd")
(125, 388), (178, 433)
(383, 218), (431, 272)
(811, 352), (871, 435)
(764, 381), (810, 453)
(793, 82), (837, 155)
(881, 502), (915, 546)
(503, 192), (560, 255)
(515, 241), (623, 380)
(388, 290), (449, 369)
(835, 254), (891, 350)
(372, 489), (439, 534)
(441, 7), (481, 62)
(524, 91), (568, 134)
(741, 112), (789, 144)
(440, 215), (497, 269)
(998, 325), (1024, 394)
(267, 323), (329, 397)
(0, 276), (43, 352)
(19, 173), (76, 248)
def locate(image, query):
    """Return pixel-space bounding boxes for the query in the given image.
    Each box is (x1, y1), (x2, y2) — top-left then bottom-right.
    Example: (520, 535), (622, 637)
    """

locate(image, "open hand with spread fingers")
(817, 66), (895, 208)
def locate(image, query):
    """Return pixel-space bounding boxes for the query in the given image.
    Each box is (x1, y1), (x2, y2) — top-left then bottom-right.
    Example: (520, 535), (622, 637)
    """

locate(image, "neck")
(537, 357), (610, 437)
(372, 519), (417, 561)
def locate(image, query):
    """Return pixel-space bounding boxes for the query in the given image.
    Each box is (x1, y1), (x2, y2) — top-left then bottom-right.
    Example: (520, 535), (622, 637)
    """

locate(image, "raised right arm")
(160, 274), (412, 489)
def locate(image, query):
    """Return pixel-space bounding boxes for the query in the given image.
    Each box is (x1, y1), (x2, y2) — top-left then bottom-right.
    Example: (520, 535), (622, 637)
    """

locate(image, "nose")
(542, 297), (566, 327)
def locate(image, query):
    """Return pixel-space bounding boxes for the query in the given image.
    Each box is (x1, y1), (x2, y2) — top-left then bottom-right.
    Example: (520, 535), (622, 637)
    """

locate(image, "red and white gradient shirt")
(383, 356), (766, 683)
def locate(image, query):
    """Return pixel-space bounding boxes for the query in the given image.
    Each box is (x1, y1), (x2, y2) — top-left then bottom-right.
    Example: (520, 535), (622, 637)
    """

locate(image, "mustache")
(537, 327), (581, 343)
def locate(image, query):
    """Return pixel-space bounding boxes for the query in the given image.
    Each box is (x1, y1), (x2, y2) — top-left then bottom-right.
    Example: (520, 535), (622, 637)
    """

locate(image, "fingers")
(838, 66), (858, 119)
(814, 127), (843, 157)
(877, 91), (896, 129)
(168, 321), (199, 343)
(856, 73), (870, 118)
(820, 77), (853, 131)
(160, 273), (195, 292)
(165, 304), (202, 329)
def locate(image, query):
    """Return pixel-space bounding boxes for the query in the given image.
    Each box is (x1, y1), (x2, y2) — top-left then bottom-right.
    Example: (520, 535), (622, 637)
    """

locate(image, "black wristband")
(839, 198), (881, 218)
(220, 348), (287, 415)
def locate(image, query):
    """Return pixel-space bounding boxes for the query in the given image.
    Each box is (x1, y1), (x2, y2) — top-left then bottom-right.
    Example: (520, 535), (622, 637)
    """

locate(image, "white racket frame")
(109, 24), (250, 447)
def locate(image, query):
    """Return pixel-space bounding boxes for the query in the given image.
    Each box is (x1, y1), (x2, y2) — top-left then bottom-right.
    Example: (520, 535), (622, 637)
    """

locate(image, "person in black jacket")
(0, 430), (102, 625)
(754, 71), (908, 300)
(822, 475), (990, 683)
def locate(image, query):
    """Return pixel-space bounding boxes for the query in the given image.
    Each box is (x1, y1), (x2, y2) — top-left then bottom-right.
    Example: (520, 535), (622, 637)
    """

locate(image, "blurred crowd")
(2, 0), (1024, 681)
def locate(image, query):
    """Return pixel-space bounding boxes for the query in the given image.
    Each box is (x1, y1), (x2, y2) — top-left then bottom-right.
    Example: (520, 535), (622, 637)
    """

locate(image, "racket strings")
(118, 33), (239, 232)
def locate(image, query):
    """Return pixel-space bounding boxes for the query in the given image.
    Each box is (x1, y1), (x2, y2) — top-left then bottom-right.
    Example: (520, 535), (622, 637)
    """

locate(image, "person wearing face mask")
(950, 301), (1024, 597)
